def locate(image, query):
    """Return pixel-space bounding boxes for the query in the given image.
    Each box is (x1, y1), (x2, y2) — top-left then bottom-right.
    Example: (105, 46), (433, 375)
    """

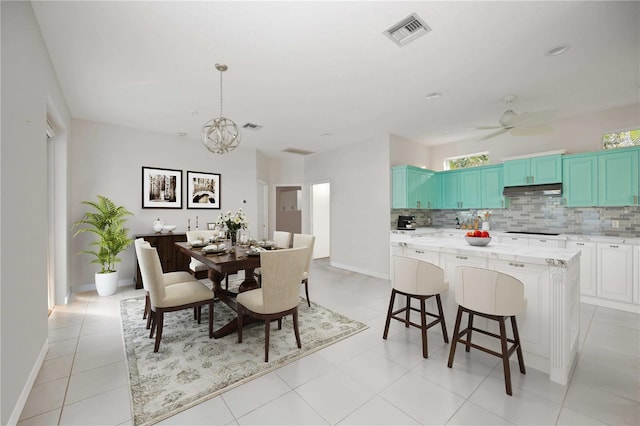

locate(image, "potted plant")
(73, 195), (134, 296)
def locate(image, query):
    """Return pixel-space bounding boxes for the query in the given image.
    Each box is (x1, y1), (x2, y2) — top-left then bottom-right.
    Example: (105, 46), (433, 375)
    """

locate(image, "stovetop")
(505, 231), (560, 236)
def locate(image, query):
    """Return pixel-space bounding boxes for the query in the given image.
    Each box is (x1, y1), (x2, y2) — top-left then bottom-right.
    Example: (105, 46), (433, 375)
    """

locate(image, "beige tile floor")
(18, 259), (640, 425)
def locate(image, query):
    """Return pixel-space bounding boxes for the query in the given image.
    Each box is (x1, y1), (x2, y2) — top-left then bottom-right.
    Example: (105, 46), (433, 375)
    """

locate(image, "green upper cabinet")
(480, 165), (507, 208)
(440, 168), (482, 209)
(598, 148), (639, 207)
(391, 165), (436, 209)
(503, 154), (563, 186)
(563, 153), (598, 207)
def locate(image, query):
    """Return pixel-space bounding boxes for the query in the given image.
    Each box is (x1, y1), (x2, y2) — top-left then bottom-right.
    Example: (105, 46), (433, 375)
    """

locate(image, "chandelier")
(202, 64), (241, 154)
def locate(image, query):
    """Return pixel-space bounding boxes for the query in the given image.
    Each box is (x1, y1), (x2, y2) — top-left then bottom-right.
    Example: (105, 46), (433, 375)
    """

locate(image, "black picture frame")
(187, 171), (221, 209)
(141, 167), (182, 209)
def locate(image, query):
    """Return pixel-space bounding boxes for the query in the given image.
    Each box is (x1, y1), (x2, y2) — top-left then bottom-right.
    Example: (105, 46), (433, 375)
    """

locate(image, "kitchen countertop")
(394, 235), (580, 267)
(391, 227), (640, 245)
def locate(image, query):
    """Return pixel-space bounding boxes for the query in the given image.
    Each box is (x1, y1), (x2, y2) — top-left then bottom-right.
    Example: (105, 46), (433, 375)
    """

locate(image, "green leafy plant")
(72, 195), (134, 273)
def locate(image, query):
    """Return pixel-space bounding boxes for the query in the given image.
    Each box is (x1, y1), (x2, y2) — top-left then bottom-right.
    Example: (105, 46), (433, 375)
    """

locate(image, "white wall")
(304, 135), (391, 278)
(1, 2), (71, 423)
(390, 133), (431, 168)
(69, 119), (259, 289)
(428, 103), (640, 170)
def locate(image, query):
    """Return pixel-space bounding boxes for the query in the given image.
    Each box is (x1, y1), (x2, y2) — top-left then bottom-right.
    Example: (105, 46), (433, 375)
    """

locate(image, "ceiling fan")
(475, 95), (556, 141)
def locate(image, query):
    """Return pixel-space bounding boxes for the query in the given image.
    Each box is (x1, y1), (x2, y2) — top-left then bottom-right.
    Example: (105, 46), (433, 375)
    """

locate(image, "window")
(443, 152), (489, 170)
(603, 128), (640, 149)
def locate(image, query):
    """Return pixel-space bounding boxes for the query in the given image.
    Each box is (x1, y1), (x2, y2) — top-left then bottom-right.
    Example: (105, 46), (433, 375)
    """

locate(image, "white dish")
(163, 225), (177, 233)
(464, 236), (491, 246)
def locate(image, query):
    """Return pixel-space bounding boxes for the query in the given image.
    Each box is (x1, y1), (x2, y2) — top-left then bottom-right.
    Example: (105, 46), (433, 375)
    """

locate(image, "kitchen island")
(390, 236), (581, 385)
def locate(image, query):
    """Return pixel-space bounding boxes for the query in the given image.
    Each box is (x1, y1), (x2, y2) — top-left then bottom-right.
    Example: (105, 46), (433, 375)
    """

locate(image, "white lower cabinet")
(567, 241), (597, 296)
(402, 246), (440, 264)
(635, 246), (640, 305)
(597, 243), (633, 303)
(488, 259), (551, 358)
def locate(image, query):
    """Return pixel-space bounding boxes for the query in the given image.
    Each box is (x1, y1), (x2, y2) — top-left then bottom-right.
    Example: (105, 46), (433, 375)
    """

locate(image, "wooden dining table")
(174, 242), (263, 338)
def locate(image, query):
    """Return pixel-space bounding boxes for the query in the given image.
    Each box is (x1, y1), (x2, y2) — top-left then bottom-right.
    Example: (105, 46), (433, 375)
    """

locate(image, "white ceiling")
(32, 1), (640, 158)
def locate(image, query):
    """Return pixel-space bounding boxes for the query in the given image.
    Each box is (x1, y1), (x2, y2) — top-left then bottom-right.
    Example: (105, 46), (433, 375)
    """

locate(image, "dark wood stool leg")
(435, 294), (449, 343)
(448, 306), (464, 368)
(383, 289), (397, 339)
(465, 312), (474, 352)
(498, 316), (513, 395)
(420, 297), (428, 358)
(405, 295), (411, 327)
(511, 315), (526, 374)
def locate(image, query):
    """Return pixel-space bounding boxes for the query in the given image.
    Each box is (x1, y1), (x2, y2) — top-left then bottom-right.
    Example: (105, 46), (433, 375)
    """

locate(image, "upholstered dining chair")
(447, 266), (526, 396)
(134, 238), (196, 327)
(273, 230), (292, 249)
(137, 243), (215, 352)
(237, 247), (308, 362)
(186, 230), (218, 279)
(383, 255), (449, 358)
(292, 233), (316, 307)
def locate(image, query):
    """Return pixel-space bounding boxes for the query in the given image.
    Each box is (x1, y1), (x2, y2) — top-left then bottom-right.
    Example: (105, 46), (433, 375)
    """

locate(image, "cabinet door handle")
(531, 176), (534, 183)
(610, 245), (619, 248)
(509, 262), (525, 268)
(456, 255), (468, 260)
(501, 200), (504, 207)
(415, 250), (424, 254)
(539, 239), (547, 243)
(576, 242), (585, 246)
(417, 201), (421, 208)
(635, 195), (638, 204)
(427, 202), (431, 209)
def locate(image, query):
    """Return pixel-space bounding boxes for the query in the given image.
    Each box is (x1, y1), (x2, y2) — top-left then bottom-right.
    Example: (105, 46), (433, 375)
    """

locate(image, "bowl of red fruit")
(464, 230), (491, 246)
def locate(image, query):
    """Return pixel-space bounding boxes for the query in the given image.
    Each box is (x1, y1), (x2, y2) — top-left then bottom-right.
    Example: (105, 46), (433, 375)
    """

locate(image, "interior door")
(311, 182), (330, 258)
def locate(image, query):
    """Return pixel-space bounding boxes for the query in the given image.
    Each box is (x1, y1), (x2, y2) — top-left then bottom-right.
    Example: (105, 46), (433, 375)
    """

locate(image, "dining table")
(174, 242), (263, 338)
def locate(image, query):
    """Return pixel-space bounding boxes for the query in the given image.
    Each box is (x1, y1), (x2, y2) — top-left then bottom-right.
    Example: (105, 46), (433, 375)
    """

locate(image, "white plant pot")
(95, 271), (119, 296)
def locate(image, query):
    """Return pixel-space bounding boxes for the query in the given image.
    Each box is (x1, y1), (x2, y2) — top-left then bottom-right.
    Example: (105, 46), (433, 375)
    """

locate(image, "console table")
(134, 232), (190, 289)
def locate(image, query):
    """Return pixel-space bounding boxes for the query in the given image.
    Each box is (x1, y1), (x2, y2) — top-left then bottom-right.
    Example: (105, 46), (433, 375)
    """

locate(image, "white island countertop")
(398, 236), (581, 268)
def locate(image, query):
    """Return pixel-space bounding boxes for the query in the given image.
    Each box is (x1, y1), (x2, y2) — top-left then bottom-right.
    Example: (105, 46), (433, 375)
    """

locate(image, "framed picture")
(207, 223), (217, 230)
(142, 167), (182, 209)
(187, 171), (221, 209)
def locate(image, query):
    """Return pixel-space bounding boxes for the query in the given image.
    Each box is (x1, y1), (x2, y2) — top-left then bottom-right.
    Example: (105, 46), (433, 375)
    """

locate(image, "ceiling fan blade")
(510, 125), (553, 136)
(475, 125), (503, 130)
(477, 128), (509, 141)
(511, 109), (557, 128)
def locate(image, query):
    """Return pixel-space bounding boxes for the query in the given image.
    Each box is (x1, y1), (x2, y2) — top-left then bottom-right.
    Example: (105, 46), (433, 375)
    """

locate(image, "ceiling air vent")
(282, 148), (315, 156)
(384, 13), (431, 47)
(242, 122), (262, 130)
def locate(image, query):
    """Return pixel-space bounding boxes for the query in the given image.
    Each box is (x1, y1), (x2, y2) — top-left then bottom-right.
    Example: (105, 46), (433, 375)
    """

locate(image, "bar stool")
(383, 255), (449, 358)
(447, 266), (526, 396)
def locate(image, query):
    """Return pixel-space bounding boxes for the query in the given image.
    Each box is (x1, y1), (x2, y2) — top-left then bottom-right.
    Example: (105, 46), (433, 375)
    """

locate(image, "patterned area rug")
(120, 294), (368, 425)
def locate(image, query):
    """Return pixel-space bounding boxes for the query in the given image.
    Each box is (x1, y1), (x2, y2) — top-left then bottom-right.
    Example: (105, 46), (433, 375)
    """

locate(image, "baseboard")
(7, 339), (49, 426)
(73, 276), (134, 294)
(580, 295), (640, 314)
(329, 262), (389, 280)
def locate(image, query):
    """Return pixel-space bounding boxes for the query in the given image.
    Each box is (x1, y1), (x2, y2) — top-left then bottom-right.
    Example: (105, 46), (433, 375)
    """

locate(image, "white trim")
(501, 149), (567, 162)
(580, 295), (640, 314)
(7, 339), (49, 426)
(73, 277), (134, 294)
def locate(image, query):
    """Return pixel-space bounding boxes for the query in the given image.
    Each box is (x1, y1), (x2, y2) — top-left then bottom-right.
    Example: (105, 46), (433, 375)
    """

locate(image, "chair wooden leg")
(448, 306), (464, 368)
(154, 311), (164, 353)
(197, 307), (202, 324)
(498, 316), (513, 395)
(511, 315), (526, 374)
(465, 312), (474, 352)
(303, 279), (311, 307)
(264, 319), (271, 362)
(436, 294), (449, 343)
(277, 318), (282, 330)
(383, 289), (397, 339)
(143, 293), (150, 320)
(149, 311), (156, 338)
(420, 297), (429, 358)
(293, 309), (301, 348)
(225, 274), (229, 290)
(146, 306), (153, 330)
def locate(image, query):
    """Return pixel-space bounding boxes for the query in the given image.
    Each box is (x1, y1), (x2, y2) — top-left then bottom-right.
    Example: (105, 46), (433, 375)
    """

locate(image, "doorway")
(275, 186), (302, 236)
(311, 182), (330, 259)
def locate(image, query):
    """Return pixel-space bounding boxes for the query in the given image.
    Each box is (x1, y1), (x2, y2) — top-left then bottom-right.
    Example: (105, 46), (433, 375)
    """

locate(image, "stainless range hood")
(503, 183), (562, 196)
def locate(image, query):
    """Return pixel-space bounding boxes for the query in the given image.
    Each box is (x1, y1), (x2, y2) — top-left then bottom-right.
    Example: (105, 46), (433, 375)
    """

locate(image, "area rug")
(120, 294), (368, 425)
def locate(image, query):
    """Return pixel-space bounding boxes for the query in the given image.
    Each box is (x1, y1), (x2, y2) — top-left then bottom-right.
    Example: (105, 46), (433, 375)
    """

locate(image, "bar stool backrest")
(392, 256), (448, 296)
(455, 266), (525, 316)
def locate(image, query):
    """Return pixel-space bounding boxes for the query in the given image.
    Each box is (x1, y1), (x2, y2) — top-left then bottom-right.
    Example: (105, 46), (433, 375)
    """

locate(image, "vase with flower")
(214, 208), (249, 245)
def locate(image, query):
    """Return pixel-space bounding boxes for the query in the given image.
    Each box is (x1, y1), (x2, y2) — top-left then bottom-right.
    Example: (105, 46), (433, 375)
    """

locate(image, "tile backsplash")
(392, 195), (640, 237)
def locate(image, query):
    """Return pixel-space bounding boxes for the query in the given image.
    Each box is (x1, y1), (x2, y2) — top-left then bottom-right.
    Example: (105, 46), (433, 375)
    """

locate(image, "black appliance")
(503, 183), (562, 197)
(397, 215), (417, 230)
